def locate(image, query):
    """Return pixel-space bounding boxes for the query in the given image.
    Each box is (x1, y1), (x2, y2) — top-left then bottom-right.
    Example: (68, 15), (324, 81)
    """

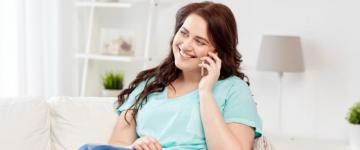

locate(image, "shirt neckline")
(163, 86), (198, 101)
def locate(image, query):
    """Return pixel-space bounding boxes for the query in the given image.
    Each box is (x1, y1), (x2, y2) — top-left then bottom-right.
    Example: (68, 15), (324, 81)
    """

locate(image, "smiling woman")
(81, 1), (262, 150)
(172, 14), (215, 72)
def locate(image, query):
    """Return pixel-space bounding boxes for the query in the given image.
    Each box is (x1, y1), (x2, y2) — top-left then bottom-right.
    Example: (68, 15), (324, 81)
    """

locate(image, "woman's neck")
(179, 70), (202, 84)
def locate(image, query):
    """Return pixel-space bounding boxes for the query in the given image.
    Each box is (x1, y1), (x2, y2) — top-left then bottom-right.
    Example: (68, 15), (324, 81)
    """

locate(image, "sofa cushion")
(0, 97), (50, 150)
(48, 97), (118, 150)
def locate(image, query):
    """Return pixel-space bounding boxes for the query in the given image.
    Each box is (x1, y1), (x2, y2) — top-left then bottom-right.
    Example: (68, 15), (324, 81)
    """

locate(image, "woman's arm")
(108, 110), (163, 150)
(108, 110), (137, 147)
(198, 52), (255, 150)
(199, 92), (254, 150)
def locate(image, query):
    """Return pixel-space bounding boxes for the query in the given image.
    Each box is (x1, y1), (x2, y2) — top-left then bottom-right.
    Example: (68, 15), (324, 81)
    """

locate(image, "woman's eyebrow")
(181, 27), (210, 44)
(181, 27), (189, 33)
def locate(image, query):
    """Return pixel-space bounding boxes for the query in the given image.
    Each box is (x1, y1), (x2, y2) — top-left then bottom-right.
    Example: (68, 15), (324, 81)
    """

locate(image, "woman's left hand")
(198, 51), (221, 93)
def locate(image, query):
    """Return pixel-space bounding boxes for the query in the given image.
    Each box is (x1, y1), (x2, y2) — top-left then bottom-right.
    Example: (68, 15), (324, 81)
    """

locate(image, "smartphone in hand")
(201, 61), (205, 77)
(200, 60), (209, 77)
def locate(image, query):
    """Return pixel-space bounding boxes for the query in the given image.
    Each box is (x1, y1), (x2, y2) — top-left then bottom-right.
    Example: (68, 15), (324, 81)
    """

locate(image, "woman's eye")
(195, 40), (205, 46)
(180, 31), (187, 36)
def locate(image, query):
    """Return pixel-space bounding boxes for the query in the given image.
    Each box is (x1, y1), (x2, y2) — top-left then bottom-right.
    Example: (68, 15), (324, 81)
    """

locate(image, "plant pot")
(349, 124), (360, 150)
(101, 89), (122, 97)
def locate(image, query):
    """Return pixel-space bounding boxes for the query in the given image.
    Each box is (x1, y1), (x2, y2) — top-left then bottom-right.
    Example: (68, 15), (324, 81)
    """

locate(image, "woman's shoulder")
(211, 76), (251, 108)
(128, 79), (149, 95)
(213, 76), (249, 97)
(134, 77), (155, 89)
(216, 75), (249, 88)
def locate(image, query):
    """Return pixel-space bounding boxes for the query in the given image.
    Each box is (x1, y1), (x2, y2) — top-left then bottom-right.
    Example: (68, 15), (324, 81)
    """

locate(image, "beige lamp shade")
(256, 35), (305, 72)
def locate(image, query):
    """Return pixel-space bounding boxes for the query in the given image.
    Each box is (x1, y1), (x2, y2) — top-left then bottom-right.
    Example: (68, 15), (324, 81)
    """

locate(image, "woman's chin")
(175, 63), (198, 72)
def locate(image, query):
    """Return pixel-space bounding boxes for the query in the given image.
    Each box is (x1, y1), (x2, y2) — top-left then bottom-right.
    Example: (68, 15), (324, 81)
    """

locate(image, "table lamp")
(256, 35), (305, 133)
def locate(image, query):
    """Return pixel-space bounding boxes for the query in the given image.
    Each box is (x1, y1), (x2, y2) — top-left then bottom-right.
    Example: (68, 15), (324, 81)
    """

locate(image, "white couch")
(0, 96), (278, 150)
(0, 97), (118, 150)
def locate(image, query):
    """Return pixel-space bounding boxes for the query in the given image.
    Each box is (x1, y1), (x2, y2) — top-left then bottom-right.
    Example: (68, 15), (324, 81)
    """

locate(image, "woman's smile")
(179, 50), (196, 59)
(178, 46), (197, 60)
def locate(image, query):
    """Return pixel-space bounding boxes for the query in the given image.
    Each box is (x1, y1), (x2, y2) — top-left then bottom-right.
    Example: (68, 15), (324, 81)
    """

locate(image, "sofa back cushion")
(0, 97), (50, 150)
(48, 97), (118, 150)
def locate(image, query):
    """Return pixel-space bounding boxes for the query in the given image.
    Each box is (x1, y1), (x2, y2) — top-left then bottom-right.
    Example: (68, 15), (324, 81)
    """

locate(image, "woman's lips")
(179, 48), (196, 59)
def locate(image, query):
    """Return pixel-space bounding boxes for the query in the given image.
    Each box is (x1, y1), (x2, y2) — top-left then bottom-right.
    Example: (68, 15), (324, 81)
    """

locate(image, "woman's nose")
(180, 38), (193, 51)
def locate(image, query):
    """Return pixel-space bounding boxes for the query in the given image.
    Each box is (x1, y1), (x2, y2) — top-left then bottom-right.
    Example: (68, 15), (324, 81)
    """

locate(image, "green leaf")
(346, 101), (360, 124)
(102, 71), (124, 90)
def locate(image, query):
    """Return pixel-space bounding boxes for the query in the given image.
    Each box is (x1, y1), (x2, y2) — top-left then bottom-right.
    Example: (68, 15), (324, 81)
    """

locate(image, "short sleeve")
(223, 78), (263, 138)
(116, 81), (146, 115)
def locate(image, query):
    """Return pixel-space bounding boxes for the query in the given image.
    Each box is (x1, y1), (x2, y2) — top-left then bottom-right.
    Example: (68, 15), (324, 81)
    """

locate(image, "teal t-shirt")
(117, 76), (262, 150)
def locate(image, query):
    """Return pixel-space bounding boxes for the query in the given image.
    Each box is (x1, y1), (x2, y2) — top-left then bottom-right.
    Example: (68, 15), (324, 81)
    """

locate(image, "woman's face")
(172, 13), (215, 73)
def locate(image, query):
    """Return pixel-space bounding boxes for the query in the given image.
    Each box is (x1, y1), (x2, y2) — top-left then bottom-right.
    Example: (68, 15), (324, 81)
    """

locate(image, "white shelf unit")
(75, 0), (157, 96)
(76, 53), (146, 62)
(75, 1), (132, 8)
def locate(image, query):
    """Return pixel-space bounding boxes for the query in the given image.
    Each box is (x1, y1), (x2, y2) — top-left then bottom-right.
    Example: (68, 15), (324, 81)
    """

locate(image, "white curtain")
(0, 0), (78, 98)
(0, 1), (19, 97)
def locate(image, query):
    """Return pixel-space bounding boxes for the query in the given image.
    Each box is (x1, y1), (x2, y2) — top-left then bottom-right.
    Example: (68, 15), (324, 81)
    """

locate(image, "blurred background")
(1, 0), (359, 149)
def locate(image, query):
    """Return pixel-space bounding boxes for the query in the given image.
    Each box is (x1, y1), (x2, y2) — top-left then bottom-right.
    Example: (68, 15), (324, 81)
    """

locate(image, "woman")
(108, 1), (262, 150)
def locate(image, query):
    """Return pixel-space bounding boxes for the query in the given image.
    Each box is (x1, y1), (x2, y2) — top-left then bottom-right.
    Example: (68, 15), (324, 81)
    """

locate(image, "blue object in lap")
(79, 144), (132, 150)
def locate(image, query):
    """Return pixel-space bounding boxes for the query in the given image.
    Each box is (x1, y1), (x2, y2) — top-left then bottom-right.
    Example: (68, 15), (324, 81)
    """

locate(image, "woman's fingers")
(133, 136), (162, 150)
(142, 138), (154, 150)
(148, 138), (162, 150)
(133, 145), (143, 150)
(200, 58), (217, 74)
(140, 143), (151, 150)
(198, 62), (212, 74)
(155, 143), (162, 150)
(201, 52), (221, 70)
(201, 57), (216, 69)
(199, 53), (222, 76)
(207, 52), (222, 68)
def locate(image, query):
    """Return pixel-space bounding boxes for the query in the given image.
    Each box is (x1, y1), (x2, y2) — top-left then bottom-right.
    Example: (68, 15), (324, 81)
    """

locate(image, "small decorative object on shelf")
(101, 71), (124, 97)
(76, 0), (156, 96)
(100, 28), (134, 56)
(346, 101), (360, 150)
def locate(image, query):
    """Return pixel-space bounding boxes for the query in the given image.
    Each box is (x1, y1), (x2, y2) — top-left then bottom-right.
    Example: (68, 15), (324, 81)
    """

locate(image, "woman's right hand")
(131, 136), (162, 150)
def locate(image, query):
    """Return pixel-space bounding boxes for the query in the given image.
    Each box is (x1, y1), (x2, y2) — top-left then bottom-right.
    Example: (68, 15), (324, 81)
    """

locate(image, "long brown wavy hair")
(117, 1), (249, 124)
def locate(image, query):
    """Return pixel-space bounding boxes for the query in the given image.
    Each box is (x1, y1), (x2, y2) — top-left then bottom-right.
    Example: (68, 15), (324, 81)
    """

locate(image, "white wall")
(150, 0), (360, 140)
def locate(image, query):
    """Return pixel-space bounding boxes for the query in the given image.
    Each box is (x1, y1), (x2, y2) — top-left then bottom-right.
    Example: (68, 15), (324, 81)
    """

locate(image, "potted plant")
(346, 101), (360, 150)
(101, 71), (124, 97)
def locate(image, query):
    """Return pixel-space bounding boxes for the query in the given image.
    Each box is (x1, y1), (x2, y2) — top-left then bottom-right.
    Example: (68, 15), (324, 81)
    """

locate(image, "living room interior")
(0, 0), (359, 150)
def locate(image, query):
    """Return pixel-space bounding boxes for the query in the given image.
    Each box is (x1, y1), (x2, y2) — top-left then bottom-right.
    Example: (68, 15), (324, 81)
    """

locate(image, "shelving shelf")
(75, 2), (132, 8)
(75, 53), (146, 62)
(75, 0), (157, 96)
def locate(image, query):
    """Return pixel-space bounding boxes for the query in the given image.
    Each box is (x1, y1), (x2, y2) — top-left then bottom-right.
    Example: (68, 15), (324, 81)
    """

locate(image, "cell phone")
(200, 61), (207, 77)
(201, 61), (205, 76)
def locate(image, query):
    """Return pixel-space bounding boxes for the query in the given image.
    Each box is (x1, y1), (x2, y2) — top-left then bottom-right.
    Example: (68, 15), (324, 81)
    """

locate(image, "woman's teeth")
(180, 50), (196, 58)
